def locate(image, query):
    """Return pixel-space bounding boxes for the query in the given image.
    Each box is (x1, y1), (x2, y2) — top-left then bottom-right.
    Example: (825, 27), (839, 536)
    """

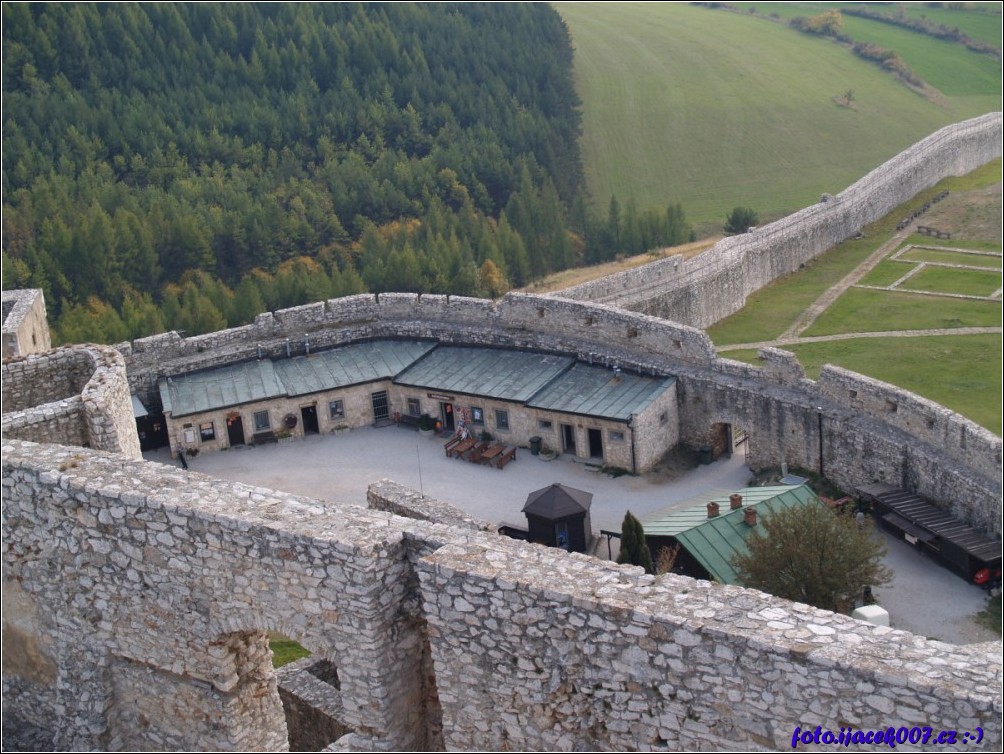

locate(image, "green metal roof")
(528, 362), (676, 421)
(642, 485), (824, 585)
(274, 340), (435, 397)
(393, 346), (575, 402)
(160, 340), (434, 417)
(160, 360), (285, 417)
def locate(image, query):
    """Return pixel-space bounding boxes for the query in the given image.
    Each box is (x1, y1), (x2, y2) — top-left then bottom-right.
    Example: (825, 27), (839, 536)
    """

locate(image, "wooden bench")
(493, 446), (517, 469)
(444, 436), (464, 456)
(396, 413), (422, 429)
(252, 431), (277, 445)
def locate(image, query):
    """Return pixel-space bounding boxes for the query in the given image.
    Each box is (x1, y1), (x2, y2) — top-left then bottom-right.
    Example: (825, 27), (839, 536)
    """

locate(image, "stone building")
(158, 339), (678, 473)
(1, 288), (51, 359)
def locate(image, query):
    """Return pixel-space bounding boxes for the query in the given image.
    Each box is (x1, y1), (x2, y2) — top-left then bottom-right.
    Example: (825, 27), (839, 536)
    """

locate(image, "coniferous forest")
(2, 3), (694, 344)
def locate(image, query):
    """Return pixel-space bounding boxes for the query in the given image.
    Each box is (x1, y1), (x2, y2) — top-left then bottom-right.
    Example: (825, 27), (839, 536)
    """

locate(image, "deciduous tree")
(732, 504), (892, 612)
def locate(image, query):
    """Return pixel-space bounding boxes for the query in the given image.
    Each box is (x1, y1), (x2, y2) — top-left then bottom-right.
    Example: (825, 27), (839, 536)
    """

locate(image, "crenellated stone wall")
(553, 113), (1003, 327)
(3, 440), (1000, 751)
(2, 345), (141, 459)
(120, 291), (1000, 533)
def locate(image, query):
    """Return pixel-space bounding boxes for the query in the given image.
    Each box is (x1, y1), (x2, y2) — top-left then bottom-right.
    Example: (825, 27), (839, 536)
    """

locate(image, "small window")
(471, 407), (484, 425)
(659, 412), (669, 425)
(495, 409), (509, 431)
(609, 430), (625, 442)
(407, 398), (421, 417)
(200, 422), (216, 441)
(254, 410), (271, 432)
(329, 400), (344, 420)
(538, 419), (553, 430)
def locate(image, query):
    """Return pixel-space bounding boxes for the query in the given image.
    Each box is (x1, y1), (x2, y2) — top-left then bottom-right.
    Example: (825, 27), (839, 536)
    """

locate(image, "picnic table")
(493, 446), (517, 469)
(479, 443), (505, 464)
(447, 437), (477, 458)
(467, 442), (491, 463)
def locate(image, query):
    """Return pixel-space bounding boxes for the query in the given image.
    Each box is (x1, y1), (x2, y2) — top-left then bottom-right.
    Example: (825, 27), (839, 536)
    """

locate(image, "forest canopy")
(3, 3), (692, 343)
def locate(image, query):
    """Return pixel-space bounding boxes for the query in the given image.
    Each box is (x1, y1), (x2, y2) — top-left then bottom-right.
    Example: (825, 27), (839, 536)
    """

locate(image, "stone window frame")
(495, 409), (509, 432)
(407, 398), (421, 417)
(538, 419), (553, 430)
(199, 421), (216, 442)
(329, 400), (345, 420)
(608, 430), (625, 443)
(253, 410), (271, 432)
(471, 406), (484, 425)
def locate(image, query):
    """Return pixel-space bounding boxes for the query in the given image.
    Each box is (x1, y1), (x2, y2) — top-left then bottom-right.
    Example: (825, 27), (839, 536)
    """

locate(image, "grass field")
(709, 160), (1002, 434)
(558, 2), (1001, 225)
(899, 247), (1003, 267)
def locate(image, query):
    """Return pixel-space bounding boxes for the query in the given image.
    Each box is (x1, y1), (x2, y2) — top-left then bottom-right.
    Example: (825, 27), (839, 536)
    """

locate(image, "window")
(538, 419), (553, 430)
(200, 422), (216, 441)
(659, 411), (669, 425)
(254, 410), (271, 432)
(609, 430), (625, 443)
(471, 407), (484, 425)
(495, 409), (509, 431)
(329, 400), (345, 420)
(407, 398), (421, 417)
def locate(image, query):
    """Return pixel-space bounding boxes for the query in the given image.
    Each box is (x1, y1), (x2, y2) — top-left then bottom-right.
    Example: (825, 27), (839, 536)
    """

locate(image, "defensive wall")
(3, 443), (1000, 751)
(2, 344), (141, 460)
(552, 113), (1003, 327)
(121, 292), (1002, 534)
(2, 288), (51, 359)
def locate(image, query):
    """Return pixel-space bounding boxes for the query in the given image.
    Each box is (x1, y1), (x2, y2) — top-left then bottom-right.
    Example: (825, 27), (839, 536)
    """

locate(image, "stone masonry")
(2, 441), (1000, 750)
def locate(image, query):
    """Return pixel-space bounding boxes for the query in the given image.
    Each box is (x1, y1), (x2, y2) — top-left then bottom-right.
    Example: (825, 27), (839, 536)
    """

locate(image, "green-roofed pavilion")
(642, 485), (824, 584)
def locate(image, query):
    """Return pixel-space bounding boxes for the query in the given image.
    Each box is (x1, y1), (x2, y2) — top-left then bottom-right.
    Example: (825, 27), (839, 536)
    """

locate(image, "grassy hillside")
(558, 2), (1001, 226)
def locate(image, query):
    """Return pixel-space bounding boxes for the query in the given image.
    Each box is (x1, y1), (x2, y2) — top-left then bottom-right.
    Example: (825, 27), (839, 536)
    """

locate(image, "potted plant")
(333, 423), (350, 435)
(418, 414), (436, 436)
(538, 445), (556, 461)
(276, 428), (293, 443)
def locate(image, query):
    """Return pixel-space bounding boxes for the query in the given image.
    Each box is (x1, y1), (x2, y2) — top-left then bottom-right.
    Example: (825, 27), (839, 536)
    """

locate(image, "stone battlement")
(553, 113), (1003, 326)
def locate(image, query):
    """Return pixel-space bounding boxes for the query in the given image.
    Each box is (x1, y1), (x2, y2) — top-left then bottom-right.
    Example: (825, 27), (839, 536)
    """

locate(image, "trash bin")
(529, 436), (542, 455)
(699, 446), (713, 465)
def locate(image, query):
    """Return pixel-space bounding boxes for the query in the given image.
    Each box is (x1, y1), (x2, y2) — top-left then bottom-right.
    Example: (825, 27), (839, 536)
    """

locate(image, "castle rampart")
(553, 113), (1003, 327)
(3, 440), (1000, 750)
(2, 345), (141, 460)
(120, 291), (1001, 533)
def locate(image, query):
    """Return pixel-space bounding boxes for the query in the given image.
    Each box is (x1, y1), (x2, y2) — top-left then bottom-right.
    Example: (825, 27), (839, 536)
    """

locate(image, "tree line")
(2, 3), (693, 345)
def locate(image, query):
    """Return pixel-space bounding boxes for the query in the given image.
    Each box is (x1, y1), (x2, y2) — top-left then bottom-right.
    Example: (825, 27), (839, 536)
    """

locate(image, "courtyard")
(145, 424), (998, 645)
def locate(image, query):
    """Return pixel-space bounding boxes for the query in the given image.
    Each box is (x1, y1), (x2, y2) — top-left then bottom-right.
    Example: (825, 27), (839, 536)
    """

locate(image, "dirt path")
(716, 326), (1003, 354)
(778, 225), (915, 340)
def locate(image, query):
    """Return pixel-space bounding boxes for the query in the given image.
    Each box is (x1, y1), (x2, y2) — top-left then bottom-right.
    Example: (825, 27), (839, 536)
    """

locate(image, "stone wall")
(1, 440), (445, 752)
(553, 113), (1003, 327)
(2, 345), (141, 459)
(3, 440), (1000, 751)
(2, 288), (51, 359)
(121, 291), (1000, 532)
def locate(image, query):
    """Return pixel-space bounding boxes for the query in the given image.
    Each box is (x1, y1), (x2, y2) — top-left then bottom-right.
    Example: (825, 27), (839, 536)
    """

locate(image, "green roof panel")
(394, 346), (575, 401)
(528, 362), (675, 420)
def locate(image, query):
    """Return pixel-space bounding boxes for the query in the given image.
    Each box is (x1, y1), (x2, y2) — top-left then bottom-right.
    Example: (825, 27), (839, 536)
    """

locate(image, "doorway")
(371, 391), (390, 423)
(226, 415), (245, 447)
(588, 428), (603, 460)
(301, 404), (319, 434)
(440, 402), (455, 432)
(561, 424), (576, 455)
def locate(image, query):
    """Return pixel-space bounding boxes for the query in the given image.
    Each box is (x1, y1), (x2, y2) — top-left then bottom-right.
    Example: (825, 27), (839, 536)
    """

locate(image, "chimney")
(744, 507), (757, 527)
(729, 493), (743, 510)
(707, 502), (720, 518)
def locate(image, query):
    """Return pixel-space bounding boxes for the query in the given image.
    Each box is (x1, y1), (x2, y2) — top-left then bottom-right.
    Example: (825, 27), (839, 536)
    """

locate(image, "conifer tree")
(617, 511), (654, 574)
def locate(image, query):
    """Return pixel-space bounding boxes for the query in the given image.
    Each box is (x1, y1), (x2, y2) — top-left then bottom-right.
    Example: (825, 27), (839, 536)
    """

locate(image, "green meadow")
(558, 2), (1001, 225)
(709, 161), (1001, 433)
